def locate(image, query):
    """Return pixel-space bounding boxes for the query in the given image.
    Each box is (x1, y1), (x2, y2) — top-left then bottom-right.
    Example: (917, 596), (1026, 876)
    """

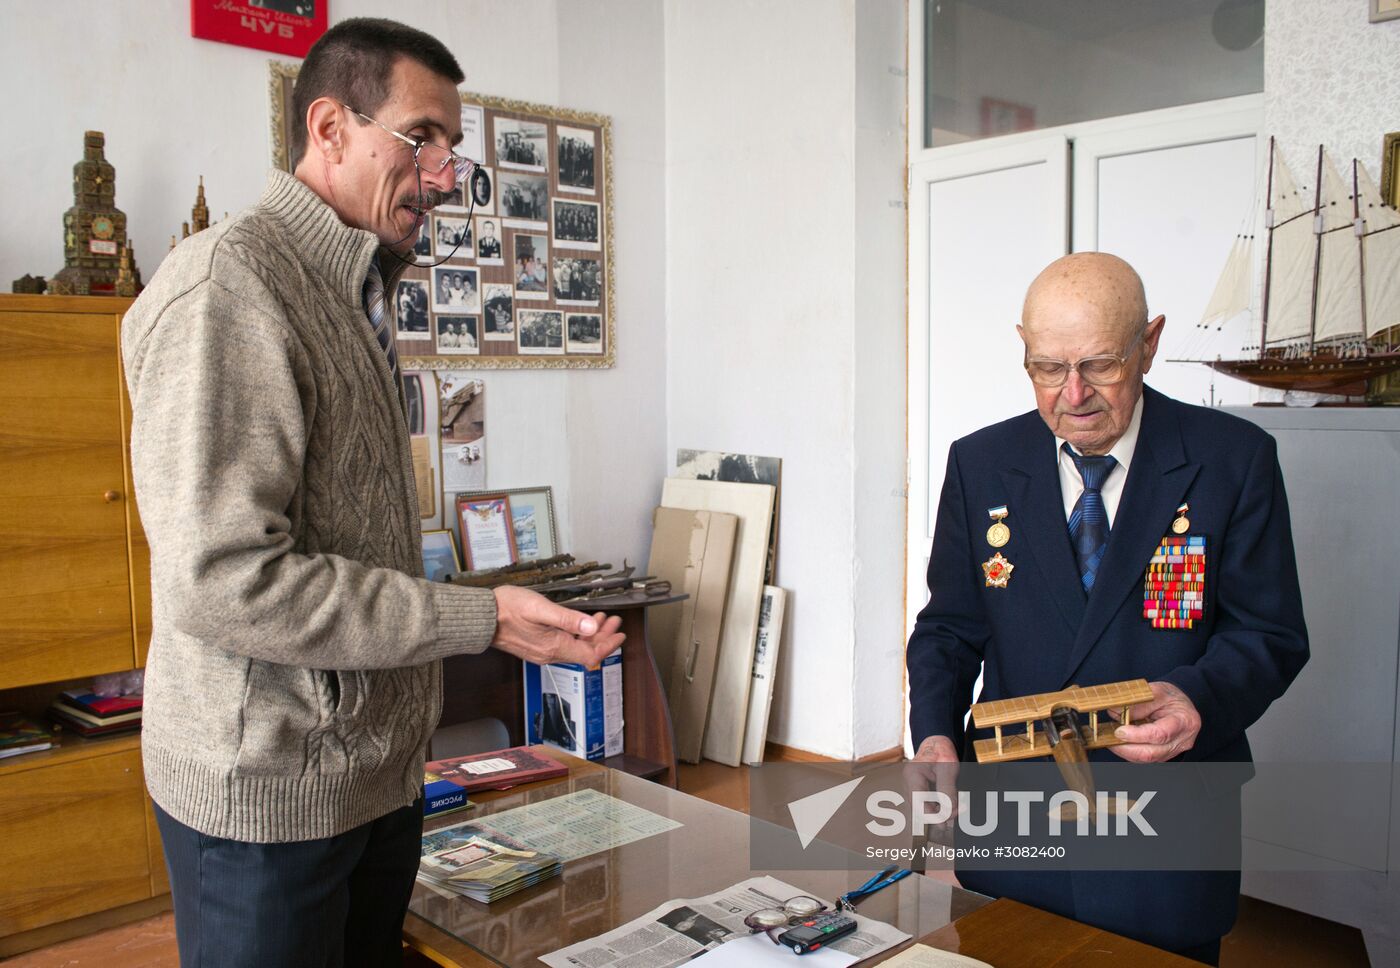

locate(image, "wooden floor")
(3, 760), (1371, 967)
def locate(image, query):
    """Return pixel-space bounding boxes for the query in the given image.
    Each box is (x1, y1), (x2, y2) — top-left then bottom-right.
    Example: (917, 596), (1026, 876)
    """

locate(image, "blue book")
(424, 771), (471, 817)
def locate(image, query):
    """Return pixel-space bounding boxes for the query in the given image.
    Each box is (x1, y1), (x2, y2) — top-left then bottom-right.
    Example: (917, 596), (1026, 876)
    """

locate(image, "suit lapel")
(1062, 388), (1200, 684)
(1000, 423), (1086, 637)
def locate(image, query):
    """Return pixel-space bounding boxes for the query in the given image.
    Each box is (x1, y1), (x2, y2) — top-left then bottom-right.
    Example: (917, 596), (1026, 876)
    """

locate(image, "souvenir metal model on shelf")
(50, 131), (141, 296)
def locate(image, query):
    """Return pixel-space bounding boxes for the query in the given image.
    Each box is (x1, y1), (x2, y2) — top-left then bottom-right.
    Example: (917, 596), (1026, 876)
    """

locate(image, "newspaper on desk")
(540, 875), (911, 968)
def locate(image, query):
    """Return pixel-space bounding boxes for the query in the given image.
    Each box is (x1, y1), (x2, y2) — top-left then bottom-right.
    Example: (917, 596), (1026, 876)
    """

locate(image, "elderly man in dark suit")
(907, 252), (1309, 964)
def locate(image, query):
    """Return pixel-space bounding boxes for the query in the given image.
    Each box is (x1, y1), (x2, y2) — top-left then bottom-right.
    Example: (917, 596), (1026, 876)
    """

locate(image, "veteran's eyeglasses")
(341, 103), (477, 185)
(744, 895), (829, 943)
(1023, 321), (1150, 388)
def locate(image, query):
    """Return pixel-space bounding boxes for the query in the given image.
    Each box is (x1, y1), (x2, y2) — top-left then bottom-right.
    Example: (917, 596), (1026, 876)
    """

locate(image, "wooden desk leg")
(616, 608), (678, 787)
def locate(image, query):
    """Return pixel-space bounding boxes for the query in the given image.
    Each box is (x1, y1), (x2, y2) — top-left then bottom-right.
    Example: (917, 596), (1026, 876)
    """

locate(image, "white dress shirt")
(1055, 394), (1144, 528)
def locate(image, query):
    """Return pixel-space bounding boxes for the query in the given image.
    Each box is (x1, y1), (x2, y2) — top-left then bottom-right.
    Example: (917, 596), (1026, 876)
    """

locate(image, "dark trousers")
(153, 800), (423, 968)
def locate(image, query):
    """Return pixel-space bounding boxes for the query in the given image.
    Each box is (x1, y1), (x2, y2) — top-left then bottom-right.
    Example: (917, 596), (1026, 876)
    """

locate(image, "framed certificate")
(457, 495), (518, 571)
(459, 486), (557, 561)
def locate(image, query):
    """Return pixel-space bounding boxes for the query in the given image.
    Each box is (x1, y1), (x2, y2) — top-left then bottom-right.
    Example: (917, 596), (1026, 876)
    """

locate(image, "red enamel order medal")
(982, 552), (1014, 588)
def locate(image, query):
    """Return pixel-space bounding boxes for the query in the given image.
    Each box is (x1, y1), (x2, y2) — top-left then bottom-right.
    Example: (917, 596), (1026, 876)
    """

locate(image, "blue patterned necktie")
(362, 260), (401, 388)
(1065, 444), (1117, 595)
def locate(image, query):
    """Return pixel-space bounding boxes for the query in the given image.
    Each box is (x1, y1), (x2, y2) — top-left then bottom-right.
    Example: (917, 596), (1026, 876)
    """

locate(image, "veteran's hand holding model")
(121, 19), (622, 967)
(906, 253), (1309, 964)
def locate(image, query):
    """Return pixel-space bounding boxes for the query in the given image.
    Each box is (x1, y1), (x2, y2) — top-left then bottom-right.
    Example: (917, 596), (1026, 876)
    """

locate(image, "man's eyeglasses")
(341, 103), (477, 185)
(1023, 322), (1148, 388)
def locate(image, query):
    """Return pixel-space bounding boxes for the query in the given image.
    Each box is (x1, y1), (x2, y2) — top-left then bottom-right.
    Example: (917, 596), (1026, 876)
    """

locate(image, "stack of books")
(418, 831), (562, 903)
(0, 713), (56, 759)
(48, 690), (143, 738)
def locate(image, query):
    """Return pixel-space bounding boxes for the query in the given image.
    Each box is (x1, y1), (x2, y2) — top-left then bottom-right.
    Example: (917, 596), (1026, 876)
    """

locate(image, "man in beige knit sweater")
(122, 18), (622, 967)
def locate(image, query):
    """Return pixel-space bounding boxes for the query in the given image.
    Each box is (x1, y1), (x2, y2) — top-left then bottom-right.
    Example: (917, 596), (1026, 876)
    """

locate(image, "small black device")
(775, 912), (858, 955)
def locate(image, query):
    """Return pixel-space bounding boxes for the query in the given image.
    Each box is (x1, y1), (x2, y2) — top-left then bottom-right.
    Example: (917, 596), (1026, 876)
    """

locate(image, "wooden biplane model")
(969, 678), (1154, 763)
(970, 679), (1155, 818)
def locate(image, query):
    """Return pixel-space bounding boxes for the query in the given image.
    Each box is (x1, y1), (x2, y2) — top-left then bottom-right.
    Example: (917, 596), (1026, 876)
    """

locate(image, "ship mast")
(1259, 137), (1277, 355)
(1355, 159), (1369, 347)
(1307, 144), (1324, 353)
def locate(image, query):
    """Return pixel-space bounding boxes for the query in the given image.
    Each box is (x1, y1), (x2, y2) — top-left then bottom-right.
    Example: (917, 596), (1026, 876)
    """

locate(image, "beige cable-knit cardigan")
(122, 170), (496, 842)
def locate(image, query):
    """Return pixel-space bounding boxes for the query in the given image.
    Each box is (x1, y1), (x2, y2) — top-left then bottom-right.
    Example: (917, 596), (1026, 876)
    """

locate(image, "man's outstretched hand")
(492, 585), (624, 667)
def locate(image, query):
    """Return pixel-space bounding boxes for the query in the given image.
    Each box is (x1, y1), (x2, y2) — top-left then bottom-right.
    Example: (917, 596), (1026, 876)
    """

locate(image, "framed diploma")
(457, 495), (518, 571)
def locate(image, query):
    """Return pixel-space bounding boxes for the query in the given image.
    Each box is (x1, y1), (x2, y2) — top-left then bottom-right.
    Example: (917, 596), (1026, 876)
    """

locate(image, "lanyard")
(837, 865), (912, 911)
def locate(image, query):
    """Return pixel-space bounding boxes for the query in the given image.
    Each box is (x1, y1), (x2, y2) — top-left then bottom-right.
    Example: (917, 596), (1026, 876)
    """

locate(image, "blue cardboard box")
(523, 648), (623, 761)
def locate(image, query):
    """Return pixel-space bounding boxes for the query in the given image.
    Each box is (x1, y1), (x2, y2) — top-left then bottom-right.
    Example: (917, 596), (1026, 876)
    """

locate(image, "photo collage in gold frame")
(268, 62), (615, 369)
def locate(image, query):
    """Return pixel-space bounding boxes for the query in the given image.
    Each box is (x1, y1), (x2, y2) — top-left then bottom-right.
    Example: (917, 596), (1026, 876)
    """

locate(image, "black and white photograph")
(517, 309), (564, 355)
(437, 183), (465, 212)
(470, 165), (495, 216)
(482, 283), (515, 340)
(431, 265), (480, 314)
(494, 117), (548, 171)
(499, 171), (549, 227)
(435, 315), (480, 355)
(514, 234), (550, 300)
(433, 215), (472, 259)
(475, 217), (504, 264)
(552, 199), (600, 251)
(566, 313), (603, 354)
(675, 449), (781, 488)
(411, 219), (432, 262)
(552, 257), (601, 305)
(557, 125), (596, 195)
(393, 278), (430, 340)
(655, 907), (731, 949)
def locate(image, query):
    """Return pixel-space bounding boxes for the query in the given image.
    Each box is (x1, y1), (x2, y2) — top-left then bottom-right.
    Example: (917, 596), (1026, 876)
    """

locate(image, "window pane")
(924, 0), (1264, 148)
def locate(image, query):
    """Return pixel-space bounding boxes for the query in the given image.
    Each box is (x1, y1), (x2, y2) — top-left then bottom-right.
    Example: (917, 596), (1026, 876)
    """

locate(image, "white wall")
(1264, 0), (1400, 189)
(0, 0), (669, 570)
(665, 0), (908, 759)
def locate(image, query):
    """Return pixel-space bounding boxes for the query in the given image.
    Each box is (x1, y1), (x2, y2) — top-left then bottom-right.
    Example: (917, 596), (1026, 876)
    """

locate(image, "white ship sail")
(1199, 235), (1253, 328)
(1358, 163), (1400, 339)
(1264, 143), (1314, 344)
(1314, 150), (1363, 343)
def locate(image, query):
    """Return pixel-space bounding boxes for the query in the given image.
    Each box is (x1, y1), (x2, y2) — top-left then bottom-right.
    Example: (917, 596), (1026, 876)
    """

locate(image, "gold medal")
(1171, 502), (1190, 534)
(982, 552), (1014, 588)
(986, 506), (1010, 548)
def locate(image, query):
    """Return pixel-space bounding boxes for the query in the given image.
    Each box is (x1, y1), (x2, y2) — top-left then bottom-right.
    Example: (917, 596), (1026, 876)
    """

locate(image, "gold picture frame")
(1370, 0), (1400, 23)
(266, 61), (615, 370)
(1382, 132), (1400, 210)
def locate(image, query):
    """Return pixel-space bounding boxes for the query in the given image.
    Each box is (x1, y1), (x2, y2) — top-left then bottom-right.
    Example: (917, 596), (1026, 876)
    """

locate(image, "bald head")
(1022, 252), (1147, 339)
(1017, 252), (1164, 455)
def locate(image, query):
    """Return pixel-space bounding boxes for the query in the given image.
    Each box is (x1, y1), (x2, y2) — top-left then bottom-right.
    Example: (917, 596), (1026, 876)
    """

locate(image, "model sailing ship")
(1185, 138), (1400, 396)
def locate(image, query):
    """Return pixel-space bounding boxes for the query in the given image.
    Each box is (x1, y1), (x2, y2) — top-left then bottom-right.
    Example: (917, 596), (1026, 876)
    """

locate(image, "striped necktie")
(1065, 444), (1117, 595)
(362, 260), (401, 388)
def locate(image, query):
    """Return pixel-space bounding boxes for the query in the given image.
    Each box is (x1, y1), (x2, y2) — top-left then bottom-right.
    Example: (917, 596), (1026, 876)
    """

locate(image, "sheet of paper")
(693, 932), (859, 966)
(421, 789), (682, 863)
(877, 943), (994, 967)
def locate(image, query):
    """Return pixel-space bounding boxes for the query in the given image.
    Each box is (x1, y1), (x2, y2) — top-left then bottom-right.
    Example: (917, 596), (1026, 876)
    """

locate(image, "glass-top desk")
(403, 753), (989, 967)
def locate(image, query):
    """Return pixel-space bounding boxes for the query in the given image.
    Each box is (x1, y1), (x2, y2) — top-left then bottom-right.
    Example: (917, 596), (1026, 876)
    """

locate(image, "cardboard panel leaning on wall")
(659, 478), (774, 767)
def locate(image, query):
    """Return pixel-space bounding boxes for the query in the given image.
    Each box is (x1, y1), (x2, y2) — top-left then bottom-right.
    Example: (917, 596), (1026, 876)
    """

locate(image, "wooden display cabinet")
(0, 294), (169, 957)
